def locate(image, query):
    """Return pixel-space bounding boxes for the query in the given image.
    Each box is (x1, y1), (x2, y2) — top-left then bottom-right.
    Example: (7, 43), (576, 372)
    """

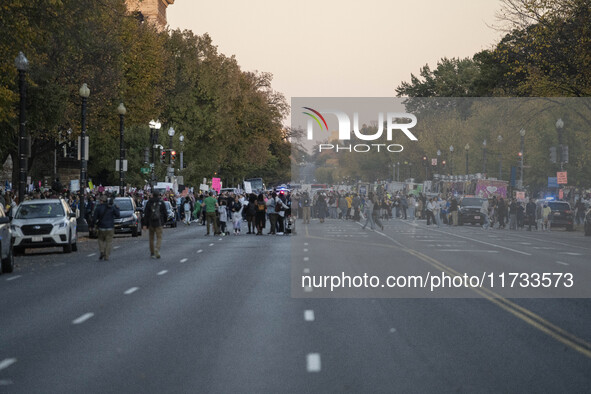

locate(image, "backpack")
(257, 202), (266, 211)
(275, 199), (283, 212)
(150, 201), (162, 227)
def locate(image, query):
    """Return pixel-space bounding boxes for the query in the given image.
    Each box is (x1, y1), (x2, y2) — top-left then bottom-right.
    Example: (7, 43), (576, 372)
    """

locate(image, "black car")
(458, 197), (486, 225)
(547, 201), (574, 231)
(113, 197), (143, 236)
(89, 197), (143, 237)
(585, 207), (591, 236)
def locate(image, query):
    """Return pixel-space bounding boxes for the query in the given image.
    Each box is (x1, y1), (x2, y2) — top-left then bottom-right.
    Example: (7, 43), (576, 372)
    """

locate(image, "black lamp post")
(148, 119), (161, 190)
(482, 140), (487, 174)
(519, 128), (525, 188)
(449, 145), (454, 175)
(179, 134), (184, 171)
(117, 103), (126, 195)
(556, 118), (564, 170)
(464, 143), (470, 175)
(497, 135), (503, 180)
(77, 83), (90, 232)
(15, 52), (28, 205)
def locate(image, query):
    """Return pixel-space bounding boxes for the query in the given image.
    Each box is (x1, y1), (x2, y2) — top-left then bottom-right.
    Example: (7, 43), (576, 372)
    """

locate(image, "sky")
(167, 0), (503, 122)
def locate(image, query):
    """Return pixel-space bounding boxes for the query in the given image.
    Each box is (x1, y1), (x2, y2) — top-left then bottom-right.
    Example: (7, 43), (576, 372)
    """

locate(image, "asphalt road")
(1, 218), (590, 393)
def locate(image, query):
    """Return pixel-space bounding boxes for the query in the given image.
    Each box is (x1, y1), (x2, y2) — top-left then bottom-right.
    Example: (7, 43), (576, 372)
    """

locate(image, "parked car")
(458, 197), (486, 225)
(0, 204), (14, 274)
(164, 201), (177, 227)
(584, 207), (591, 236)
(113, 197), (143, 237)
(11, 199), (78, 255)
(547, 201), (574, 231)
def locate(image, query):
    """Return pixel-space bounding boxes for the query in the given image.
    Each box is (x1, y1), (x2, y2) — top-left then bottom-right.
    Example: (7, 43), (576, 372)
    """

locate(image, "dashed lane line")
(72, 313), (94, 325)
(307, 353), (321, 372)
(0, 359), (17, 372)
(556, 261), (569, 266)
(124, 287), (139, 295)
(180, 258), (188, 263)
(6, 275), (21, 281)
(197, 249), (203, 253)
(303, 257), (309, 262)
(209, 243), (215, 247)
(87, 253), (96, 257)
(304, 310), (315, 322)
(157, 270), (168, 276)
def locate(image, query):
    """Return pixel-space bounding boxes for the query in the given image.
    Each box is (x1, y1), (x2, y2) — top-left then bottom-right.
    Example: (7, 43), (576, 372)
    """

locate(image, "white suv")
(11, 199), (78, 255)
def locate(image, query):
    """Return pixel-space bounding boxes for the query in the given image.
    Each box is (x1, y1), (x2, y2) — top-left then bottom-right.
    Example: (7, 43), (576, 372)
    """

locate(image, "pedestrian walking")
(232, 196), (243, 235)
(526, 198), (537, 231)
(202, 192), (220, 236)
(183, 197), (192, 225)
(542, 203), (552, 231)
(92, 194), (120, 261)
(301, 192), (311, 224)
(255, 193), (267, 235)
(481, 198), (490, 230)
(142, 191), (168, 259)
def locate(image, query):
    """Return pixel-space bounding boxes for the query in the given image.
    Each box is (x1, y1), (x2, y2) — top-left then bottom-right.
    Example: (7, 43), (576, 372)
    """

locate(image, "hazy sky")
(167, 0), (503, 116)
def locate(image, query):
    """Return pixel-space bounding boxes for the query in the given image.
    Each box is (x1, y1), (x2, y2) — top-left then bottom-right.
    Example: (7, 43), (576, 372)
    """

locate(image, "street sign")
(431, 158), (437, 166)
(557, 171), (567, 184)
(140, 167), (150, 174)
(115, 159), (128, 172)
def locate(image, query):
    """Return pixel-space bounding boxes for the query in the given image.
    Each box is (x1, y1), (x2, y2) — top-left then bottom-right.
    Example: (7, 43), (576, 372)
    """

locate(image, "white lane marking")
(303, 268), (310, 274)
(304, 310), (315, 321)
(307, 353), (321, 372)
(304, 242), (309, 246)
(72, 313), (94, 325)
(157, 270), (168, 276)
(0, 359), (17, 372)
(180, 258), (188, 263)
(390, 328), (397, 333)
(303, 248), (309, 252)
(519, 242), (532, 245)
(559, 252), (582, 256)
(0, 379), (14, 386)
(509, 232), (591, 251)
(124, 287), (139, 295)
(304, 286), (313, 293)
(209, 243), (214, 247)
(113, 246), (120, 249)
(441, 250), (498, 253)
(303, 257), (309, 262)
(556, 261), (569, 266)
(6, 275), (21, 281)
(425, 227), (532, 255)
(87, 253), (96, 257)
(197, 249), (203, 253)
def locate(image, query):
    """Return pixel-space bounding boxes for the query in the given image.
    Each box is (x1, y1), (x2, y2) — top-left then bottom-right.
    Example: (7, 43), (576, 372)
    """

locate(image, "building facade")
(126, 0), (175, 30)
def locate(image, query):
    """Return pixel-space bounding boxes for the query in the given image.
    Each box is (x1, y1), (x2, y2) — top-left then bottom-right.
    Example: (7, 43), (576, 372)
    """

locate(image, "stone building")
(125, 0), (175, 30)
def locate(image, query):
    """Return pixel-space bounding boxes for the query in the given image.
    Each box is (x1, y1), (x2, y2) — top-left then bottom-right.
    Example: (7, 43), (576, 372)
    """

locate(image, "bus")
(245, 178), (265, 193)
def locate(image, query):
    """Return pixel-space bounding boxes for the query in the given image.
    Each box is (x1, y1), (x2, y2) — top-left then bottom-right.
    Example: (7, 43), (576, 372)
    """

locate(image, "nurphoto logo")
(303, 107), (418, 153)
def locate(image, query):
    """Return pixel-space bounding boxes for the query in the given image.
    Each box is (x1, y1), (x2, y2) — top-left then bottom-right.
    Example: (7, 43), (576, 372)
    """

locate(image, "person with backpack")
(255, 193), (267, 235)
(142, 191), (168, 259)
(92, 194), (120, 261)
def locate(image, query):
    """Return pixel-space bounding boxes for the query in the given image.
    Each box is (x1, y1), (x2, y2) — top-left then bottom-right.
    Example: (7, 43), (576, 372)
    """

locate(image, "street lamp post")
(464, 143), (470, 175)
(15, 52), (28, 205)
(117, 103), (126, 195)
(148, 119), (161, 191)
(482, 140), (487, 174)
(497, 135), (503, 180)
(77, 83), (90, 232)
(167, 127), (175, 181)
(436, 149), (441, 175)
(519, 128), (525, 189)
(449, 145), (454, 175)
(556, 118), (564, 170)
(179, 134), (184, 171)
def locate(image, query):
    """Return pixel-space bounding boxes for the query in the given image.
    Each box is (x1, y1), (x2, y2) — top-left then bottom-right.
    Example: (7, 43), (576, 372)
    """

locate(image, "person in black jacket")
(142, 191), (168, 259)
(526, 198), (537, 231)
(93, 194), (120, 261)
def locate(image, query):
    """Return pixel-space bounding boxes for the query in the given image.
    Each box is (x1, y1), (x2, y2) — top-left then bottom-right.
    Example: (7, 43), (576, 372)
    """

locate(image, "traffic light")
(518, 151), (523, 159)
(160, 150), (166, 163)
(171, 150), (176, 164)
(442, 160), (446, 168)
(422, 156), (427, 166)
